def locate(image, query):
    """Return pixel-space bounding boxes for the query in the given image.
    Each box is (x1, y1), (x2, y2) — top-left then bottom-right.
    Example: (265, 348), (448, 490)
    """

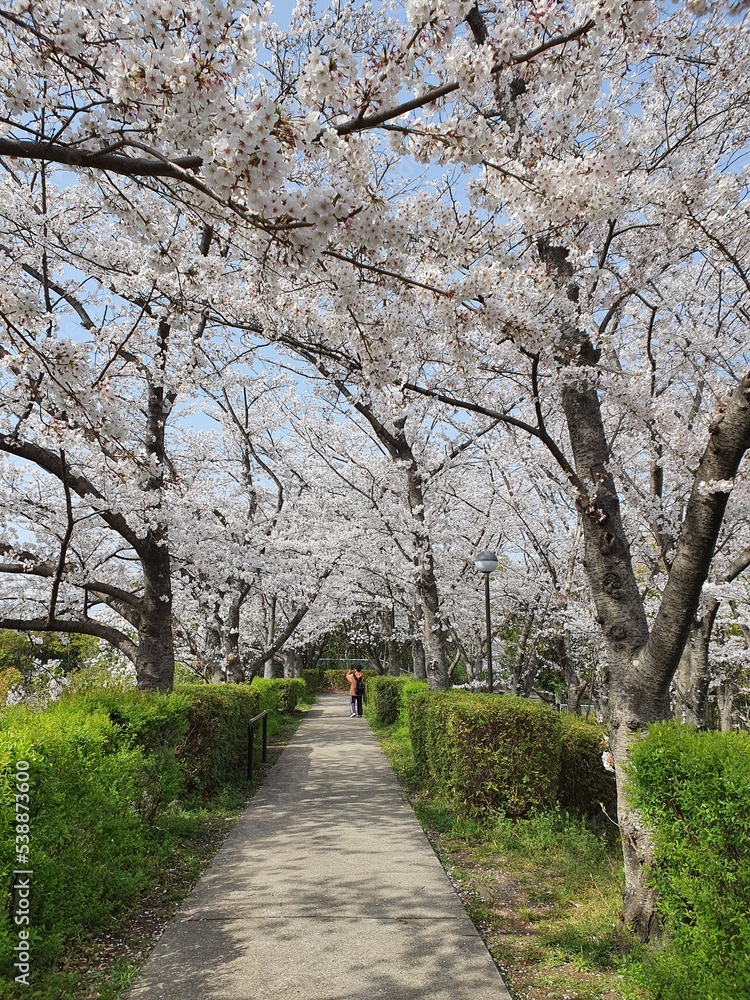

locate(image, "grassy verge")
(371, 709), (653, 1000)
(2, 697), (313, 1000)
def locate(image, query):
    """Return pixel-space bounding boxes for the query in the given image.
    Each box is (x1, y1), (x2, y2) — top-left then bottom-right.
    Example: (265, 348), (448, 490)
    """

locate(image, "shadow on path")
(126, 693), (511, 1000)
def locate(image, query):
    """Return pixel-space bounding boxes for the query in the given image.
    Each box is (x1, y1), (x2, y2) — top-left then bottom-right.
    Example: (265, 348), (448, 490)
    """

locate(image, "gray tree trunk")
(411, 634), (427, 680)
(671, 613), (714, 727)
(714, 681), (736, 732)
(383, 606), (400, 676)
(283, 648), (303, 677)
(224, 592), (244, 683)
(555, 634), (588, 715)
(509, 606), (535, 695)
(206, 625), (224, 683)
(562, 355), (750, 939)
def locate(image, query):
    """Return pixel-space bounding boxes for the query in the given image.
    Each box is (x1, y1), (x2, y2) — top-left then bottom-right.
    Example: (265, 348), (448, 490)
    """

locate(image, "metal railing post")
(247, 711), (268, 780)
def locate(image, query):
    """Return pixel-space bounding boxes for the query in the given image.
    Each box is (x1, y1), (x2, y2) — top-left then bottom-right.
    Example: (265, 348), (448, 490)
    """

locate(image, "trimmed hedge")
(0, 683), (262, 979)
(408, 692), (563, 816)
(366, 675), (405, 725)
(176, 684), (260, 797)
(0, 704), (157, 972)
(558, 716), (617, 820)
(627, 722), (750, 999)
(408, 692), (616, 820)
(80, 684), (261, 799)
(251, 677), (305, 714)
(302, 669), (322, 694)
(302, 668), (378, 693)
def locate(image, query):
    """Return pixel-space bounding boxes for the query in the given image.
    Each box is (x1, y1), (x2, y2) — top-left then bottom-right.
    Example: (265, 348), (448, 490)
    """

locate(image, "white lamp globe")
(474, 550), (499, 574)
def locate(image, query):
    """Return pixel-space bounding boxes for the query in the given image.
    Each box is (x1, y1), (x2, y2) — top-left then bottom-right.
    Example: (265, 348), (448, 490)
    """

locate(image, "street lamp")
(474, 550), (499, 693)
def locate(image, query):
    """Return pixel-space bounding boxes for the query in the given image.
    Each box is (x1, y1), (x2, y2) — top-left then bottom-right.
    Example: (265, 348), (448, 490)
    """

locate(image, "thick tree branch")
(647, 372), (750, 674)
(336, 19), (595, 135)
(244, 568), (333, 675)
(47, 450), (73, 626)
(0, 137), (202, 178)
(0, 435), (142, 551)
(403, 381), (585, 492)
(0, 616), (138, 663)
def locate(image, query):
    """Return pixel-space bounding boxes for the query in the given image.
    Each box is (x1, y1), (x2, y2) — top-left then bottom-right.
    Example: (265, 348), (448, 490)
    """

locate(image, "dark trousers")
(350, 695), (363, 716)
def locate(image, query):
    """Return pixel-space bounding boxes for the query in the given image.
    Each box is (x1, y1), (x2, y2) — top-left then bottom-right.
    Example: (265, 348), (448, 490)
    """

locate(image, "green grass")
(370, 702), (654, 1000)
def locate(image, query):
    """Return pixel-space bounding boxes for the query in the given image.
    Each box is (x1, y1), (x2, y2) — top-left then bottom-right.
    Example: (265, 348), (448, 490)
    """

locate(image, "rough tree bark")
(383, 606), (400, 676)
(672, 547), (750, 727)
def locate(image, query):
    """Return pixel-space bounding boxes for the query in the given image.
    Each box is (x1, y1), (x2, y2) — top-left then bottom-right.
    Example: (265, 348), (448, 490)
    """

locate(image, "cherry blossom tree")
(2, 0), (749, 942)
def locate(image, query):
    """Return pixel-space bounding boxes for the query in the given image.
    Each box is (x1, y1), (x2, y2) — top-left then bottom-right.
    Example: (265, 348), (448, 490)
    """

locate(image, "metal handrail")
(247, 711), (268, 780)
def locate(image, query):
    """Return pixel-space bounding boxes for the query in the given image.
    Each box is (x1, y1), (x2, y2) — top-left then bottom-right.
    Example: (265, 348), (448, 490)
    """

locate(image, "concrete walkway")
(126, 692), (512, 1000)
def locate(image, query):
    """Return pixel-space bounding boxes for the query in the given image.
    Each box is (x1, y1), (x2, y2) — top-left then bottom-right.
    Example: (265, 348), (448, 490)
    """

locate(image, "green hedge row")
(365, 675), (423, 725)
(302, 669), (377, 694)
(627, 722), (750, 998)
(251, 677), (306, 714)
(0, 683), (262, 979)
(407, 691), (616, 819)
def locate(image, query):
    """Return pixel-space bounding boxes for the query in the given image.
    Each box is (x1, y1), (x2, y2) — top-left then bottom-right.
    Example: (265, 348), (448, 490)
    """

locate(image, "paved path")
(126, 692), (512, 1000)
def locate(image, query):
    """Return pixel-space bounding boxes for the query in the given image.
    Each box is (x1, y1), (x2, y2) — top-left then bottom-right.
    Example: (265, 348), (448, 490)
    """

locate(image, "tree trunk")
(264, 657), (280, 679)
(555, 633), (588, 714)
(717, 682), (736, 732)
(411, 634), (426, 680)
(135, 530), (175, 692)
(283, 648), (303, 677)
(671, 612), (715, 727)
(224, 592), (244, 683)
(421, 585), (447, 690)
(206, 624), (224, 683)
(383, 606), (400, 676)
(541, 230), (750, 939)
(510, 606), (535, 695)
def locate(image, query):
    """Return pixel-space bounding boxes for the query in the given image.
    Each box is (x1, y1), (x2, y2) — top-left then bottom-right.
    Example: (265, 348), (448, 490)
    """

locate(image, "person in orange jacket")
(346, 666), (365, 717)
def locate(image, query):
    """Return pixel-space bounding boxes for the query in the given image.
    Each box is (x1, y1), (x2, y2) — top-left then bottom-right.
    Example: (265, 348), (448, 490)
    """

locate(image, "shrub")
(77, 683), (260, 801)
(320, 669), (350, 691)
(0, 682), (265, 983)
(0, 705), (154, 972)
(276, 679), (305, 713)
(627, 722), (750, 999)
(76, 688), (189, 817)
(408, 692), (563, 816)
(558, 716), (617, 820)
(407, 690), (431, 779)
(176, 684), (260, 797)
(367, 676), (404, 725)
(250, 677), (304, 713)
(302, 669), (320, 694)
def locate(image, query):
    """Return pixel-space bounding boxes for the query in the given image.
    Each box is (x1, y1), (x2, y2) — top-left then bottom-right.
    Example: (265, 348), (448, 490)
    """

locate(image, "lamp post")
(474, 550), (499, 693)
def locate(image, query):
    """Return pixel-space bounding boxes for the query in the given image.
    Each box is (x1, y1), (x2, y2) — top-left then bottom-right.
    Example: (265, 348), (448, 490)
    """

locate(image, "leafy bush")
(627, 722), (750, 999)
(558, 716), (617, 820)
(78, 683), (262, 805)
(0, 705), (154, 972)
(302, 669), (321, 694)
(276, 678), (305, 713)
(251, 677), (304, 713)
(76, 688), (190, 817)
(320, 669), (350, 691)
(408, 692), (563, 816)
(366, 676), (404, 725)
(176, 684), (260, 797)
(407, 690), (431, 779)
(0, 682), (264, 981)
